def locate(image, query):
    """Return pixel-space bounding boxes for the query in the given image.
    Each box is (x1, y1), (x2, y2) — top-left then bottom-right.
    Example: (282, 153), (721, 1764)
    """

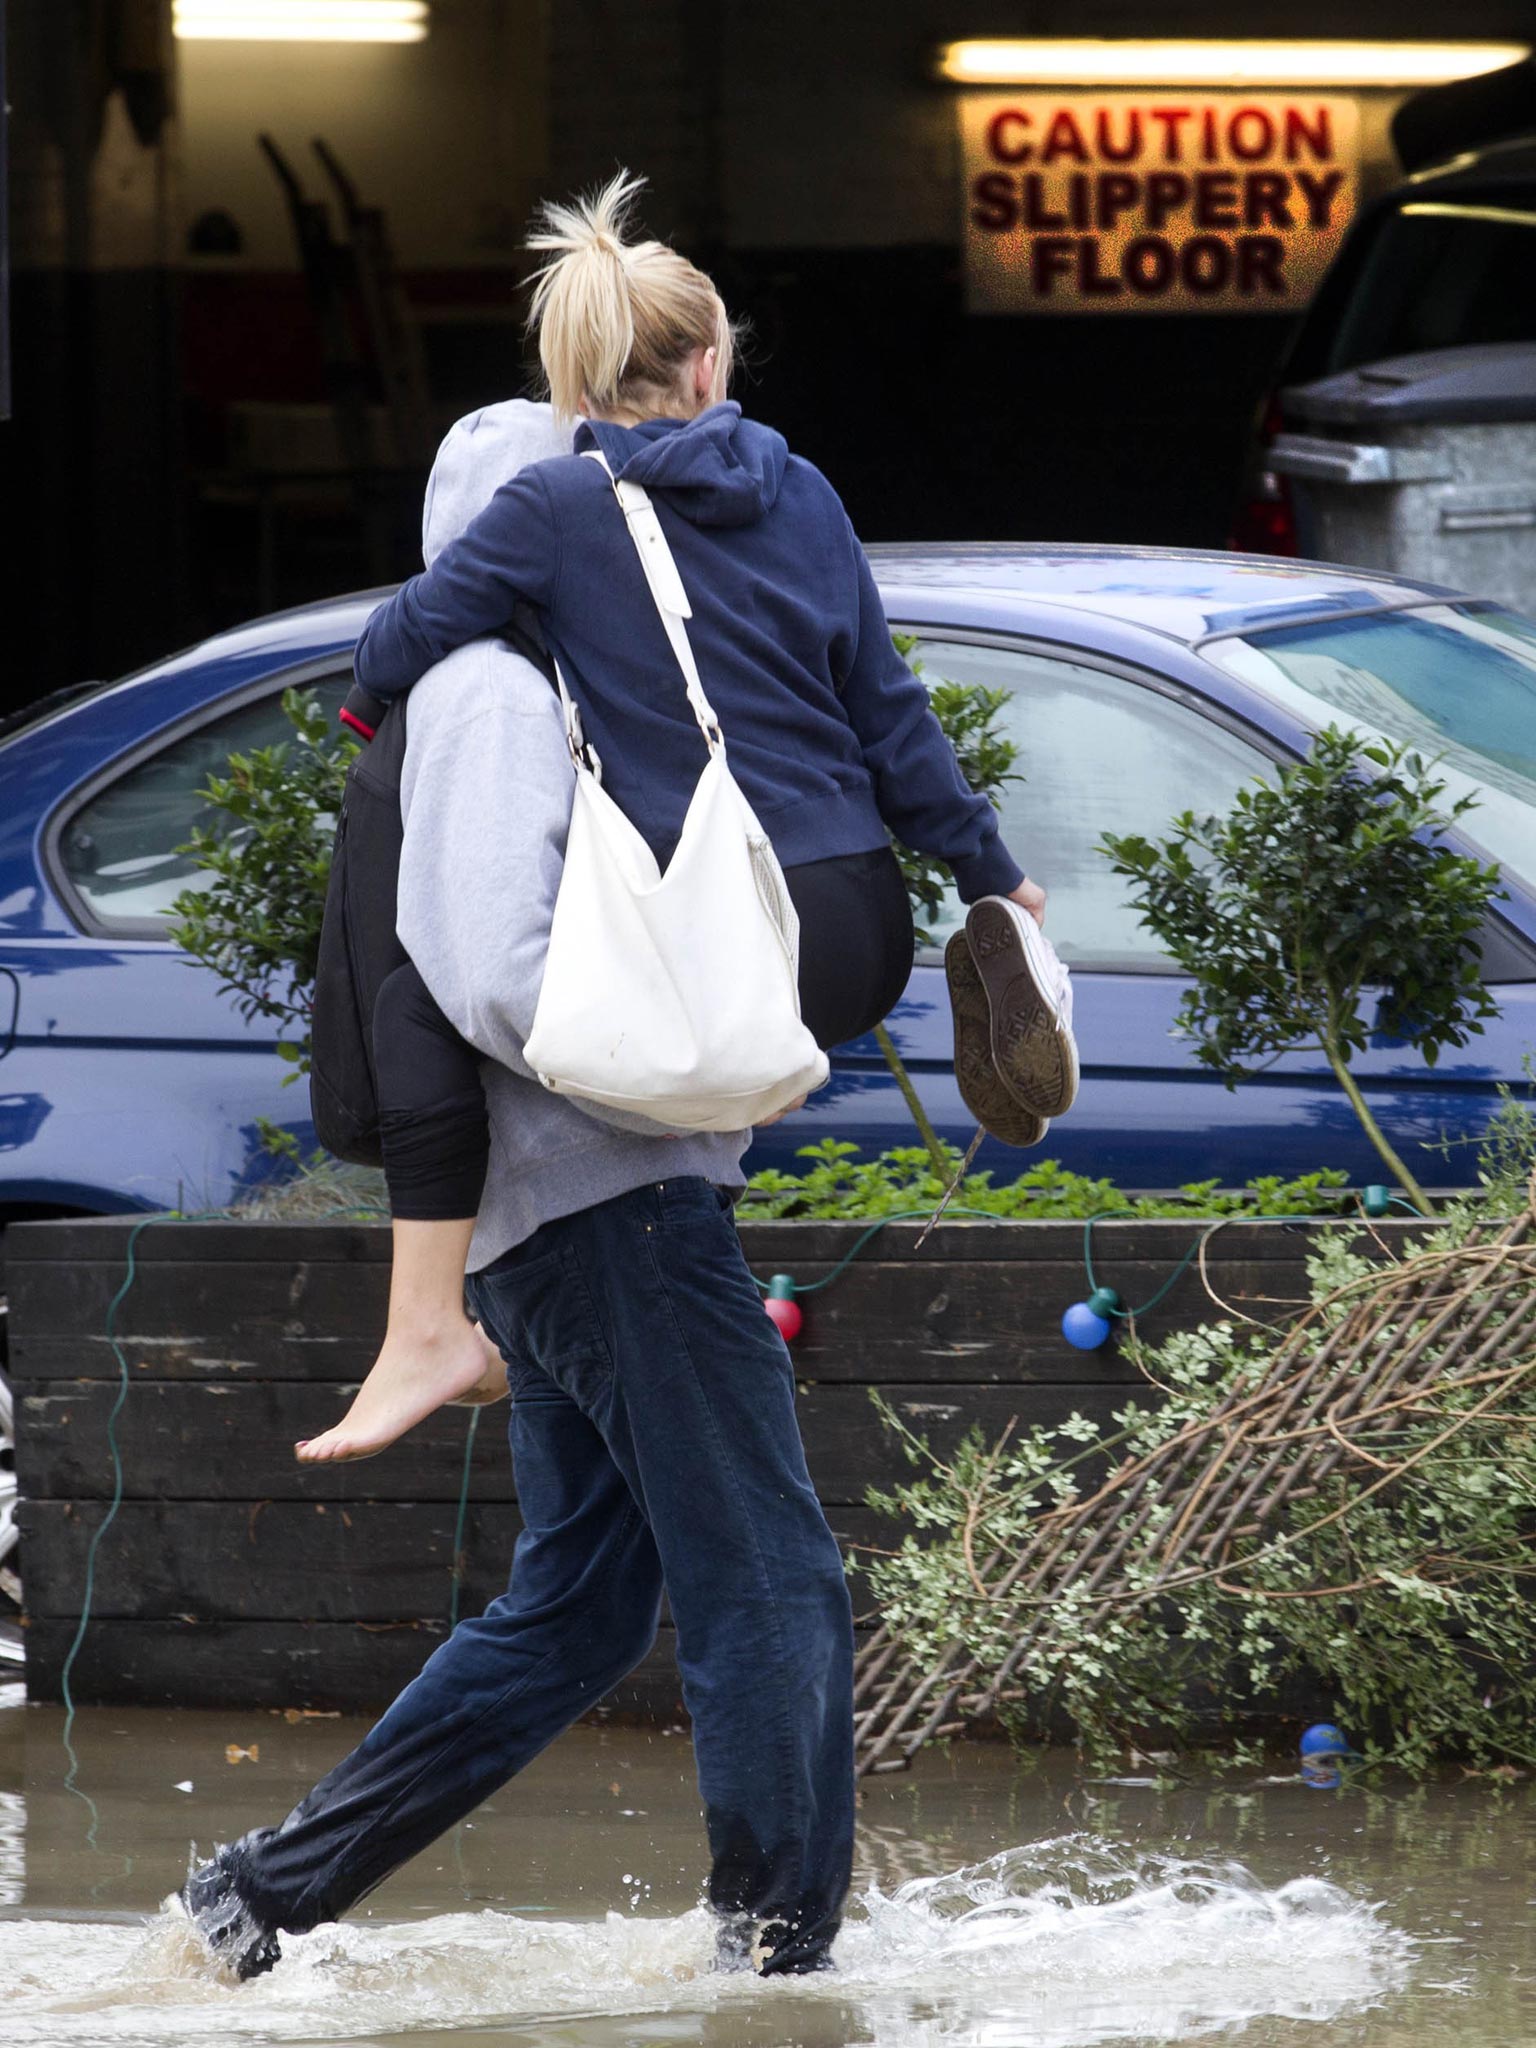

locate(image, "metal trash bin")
(1270, 342), (1536, 612)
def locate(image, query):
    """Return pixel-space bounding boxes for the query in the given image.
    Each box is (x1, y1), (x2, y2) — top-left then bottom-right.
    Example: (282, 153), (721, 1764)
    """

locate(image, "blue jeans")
(228, 1178), (856, 1974)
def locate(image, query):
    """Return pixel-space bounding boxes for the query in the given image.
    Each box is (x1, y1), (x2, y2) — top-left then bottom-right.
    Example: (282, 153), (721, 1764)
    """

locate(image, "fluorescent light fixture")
(936, 40), (1529, 88)
(174, 1), (429, 40)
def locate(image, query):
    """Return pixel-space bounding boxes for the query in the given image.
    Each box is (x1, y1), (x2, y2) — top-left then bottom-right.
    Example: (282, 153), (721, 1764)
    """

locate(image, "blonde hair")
(526, 171), (733, 422)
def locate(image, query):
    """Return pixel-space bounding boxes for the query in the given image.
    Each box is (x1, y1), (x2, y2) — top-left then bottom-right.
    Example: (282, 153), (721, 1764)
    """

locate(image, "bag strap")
(580, 447), (724, 756)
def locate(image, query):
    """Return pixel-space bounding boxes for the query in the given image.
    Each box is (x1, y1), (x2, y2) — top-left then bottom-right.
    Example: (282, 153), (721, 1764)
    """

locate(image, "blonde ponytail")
(526, 170), (733, 421)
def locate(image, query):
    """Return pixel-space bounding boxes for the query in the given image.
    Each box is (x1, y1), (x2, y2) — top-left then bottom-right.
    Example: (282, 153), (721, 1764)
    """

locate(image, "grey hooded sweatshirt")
(394, 399), (750, 1271)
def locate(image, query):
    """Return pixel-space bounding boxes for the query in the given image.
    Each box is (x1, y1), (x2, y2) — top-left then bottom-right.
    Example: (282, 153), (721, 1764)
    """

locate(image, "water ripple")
(0, 1834), (1415, 2048)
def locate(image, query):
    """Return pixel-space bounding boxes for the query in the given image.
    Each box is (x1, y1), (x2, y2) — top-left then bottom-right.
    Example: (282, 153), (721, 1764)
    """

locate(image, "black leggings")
(376, 844), (914, 1219)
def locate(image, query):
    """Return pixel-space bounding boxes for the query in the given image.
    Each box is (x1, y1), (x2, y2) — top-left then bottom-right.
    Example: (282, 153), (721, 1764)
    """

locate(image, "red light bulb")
(764, 1274), (803, 1342)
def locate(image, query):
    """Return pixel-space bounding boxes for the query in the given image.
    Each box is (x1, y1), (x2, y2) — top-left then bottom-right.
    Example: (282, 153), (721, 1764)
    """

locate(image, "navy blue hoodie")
(355, 403), (1023, 901)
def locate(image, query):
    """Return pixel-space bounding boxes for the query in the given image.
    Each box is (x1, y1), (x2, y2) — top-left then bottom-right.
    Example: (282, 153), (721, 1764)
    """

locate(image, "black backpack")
(308, 684), (410, 1165)
(309, 616), (557, 1164)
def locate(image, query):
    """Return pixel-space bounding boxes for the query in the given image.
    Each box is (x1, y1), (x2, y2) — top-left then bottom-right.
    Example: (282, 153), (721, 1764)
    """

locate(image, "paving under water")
(3, 1686), (1533, 2047)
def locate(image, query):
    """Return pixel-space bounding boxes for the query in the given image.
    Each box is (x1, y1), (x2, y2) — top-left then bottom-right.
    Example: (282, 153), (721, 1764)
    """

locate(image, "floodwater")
(2, 1685), (1534, 2047)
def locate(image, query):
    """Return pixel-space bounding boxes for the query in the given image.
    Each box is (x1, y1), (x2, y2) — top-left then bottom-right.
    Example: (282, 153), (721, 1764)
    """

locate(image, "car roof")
(148, 588), (391, 675)
(14, 547), (1472, 753)
(864, 543), (1468, 648)
(191, 546), (1463, 667)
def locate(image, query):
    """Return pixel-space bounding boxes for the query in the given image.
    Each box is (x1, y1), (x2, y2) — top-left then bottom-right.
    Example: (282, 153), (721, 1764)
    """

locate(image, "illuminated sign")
(961, 93), (1360, 313)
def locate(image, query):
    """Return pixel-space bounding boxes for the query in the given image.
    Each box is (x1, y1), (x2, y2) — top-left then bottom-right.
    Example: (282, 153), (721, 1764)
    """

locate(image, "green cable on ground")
(59, 1212), (155, 1815)
(750, 1189), (1415, 1323)
(58, 1199), (408, 1796)
(1082, 1206), (1211, 1319)
(755, 1199), (1338, 1314)
(1081, 1193), (1418, 1322)
(751, 1205), (1016, 1296)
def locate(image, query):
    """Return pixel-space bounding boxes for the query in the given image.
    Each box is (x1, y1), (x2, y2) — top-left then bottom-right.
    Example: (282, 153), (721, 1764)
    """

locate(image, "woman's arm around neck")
(354, 467), (564, 701)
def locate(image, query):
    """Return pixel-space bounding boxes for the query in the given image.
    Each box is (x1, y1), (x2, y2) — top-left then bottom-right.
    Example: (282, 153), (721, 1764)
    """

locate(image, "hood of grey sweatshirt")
(422, 398), (571, 565)
(397, 398), (750, 1271)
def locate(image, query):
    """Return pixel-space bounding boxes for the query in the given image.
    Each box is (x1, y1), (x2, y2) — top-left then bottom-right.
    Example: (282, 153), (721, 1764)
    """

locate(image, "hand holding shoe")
(1009, 876), (1047, 927)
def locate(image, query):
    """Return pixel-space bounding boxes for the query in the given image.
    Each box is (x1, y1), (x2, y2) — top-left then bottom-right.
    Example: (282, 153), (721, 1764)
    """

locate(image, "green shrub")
(862, 1114), (1536, 1772)
(741, 1137), (1353, 1220)
(1103, 726), (1503, 1212)
(865, 1231), (1536, 1774)
(168, 689), (355, 1076)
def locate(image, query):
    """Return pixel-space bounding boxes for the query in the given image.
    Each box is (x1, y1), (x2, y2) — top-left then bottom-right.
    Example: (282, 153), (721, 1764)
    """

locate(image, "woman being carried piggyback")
(298, 170), (1073, 1467)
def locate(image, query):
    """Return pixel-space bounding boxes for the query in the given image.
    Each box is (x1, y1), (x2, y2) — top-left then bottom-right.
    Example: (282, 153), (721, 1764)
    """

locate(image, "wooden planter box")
(7, 1213), (1416, 1715)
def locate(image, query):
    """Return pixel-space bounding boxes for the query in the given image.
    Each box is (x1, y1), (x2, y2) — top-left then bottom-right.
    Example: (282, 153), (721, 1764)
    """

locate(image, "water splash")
(0, 1835), (1415, 2047)
(840, 1837), (1415, 2043)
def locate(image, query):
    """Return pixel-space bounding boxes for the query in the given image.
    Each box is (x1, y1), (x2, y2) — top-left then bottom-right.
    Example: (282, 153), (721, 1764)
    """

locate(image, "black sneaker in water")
(180, 1851), (282, 1981)
(712, 1909), (757, 1974)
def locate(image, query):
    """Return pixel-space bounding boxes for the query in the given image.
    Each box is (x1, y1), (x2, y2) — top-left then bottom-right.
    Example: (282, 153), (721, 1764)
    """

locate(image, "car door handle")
(0, 970), (16, 1059)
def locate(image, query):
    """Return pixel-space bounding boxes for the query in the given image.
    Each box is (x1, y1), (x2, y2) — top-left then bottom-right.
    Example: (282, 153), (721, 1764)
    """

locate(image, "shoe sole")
(964, 899), (1080, 1120)
(945, 933), (1049, 1149)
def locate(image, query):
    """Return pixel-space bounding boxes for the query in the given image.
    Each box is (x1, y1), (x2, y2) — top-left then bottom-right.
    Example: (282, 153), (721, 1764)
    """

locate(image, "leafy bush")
(742, 1137), (1354, 1220)
(866, 1244), (1536, 1772)
(1103, 726), (1502, 1212)
(862, 1122), (1536, 1773)
(168, 689), (355, 1076)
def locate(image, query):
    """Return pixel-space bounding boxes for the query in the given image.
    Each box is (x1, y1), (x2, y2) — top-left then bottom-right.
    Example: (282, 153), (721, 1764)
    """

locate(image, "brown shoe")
(964, 898), (1079, 1120)
(945, 932), (1049, 1148)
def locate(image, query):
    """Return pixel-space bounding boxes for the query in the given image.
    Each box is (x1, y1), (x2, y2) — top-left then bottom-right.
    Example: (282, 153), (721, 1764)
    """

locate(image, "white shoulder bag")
(521, 452), (830, 1131)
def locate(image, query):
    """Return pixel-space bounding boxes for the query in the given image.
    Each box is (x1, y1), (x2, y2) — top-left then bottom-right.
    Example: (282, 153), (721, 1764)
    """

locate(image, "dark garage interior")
(4, 1), (1533, 708)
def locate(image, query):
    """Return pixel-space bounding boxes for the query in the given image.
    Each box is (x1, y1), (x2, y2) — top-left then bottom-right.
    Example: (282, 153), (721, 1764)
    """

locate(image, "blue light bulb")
(1062, 1286), (1121, 1350)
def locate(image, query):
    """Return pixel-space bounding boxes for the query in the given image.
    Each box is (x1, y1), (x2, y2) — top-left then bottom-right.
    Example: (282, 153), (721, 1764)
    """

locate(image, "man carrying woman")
(179, 172), (1071, 1982)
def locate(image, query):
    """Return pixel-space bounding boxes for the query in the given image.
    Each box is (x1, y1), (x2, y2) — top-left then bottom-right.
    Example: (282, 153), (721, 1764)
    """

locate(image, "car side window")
(55, 676), (351, 933)
(905, 639), (1276, 969)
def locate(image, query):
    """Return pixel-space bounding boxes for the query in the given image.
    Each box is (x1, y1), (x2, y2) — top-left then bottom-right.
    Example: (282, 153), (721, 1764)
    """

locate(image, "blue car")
(2, 547), (1534, 1222)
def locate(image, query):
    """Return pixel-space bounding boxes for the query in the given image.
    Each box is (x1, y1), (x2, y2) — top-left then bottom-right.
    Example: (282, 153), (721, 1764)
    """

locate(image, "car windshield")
(1207, 604), (1536, 889)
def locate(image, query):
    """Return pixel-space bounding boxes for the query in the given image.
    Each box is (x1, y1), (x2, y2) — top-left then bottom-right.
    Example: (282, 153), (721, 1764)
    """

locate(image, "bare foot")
(296, 1318), (494, 1464)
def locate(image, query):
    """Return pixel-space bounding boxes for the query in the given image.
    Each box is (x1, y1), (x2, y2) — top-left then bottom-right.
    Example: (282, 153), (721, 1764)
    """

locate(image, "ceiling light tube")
(935, 40), (1529, 88)
(173, 1), (429, 41)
